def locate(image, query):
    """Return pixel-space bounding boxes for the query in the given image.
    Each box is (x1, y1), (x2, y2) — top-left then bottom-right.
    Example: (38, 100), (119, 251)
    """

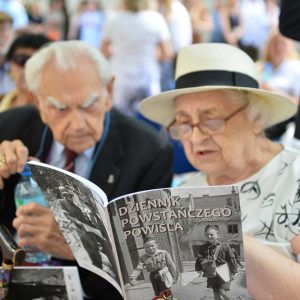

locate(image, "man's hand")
(13, 202), (75, 260)
(0, 140), (29, 189)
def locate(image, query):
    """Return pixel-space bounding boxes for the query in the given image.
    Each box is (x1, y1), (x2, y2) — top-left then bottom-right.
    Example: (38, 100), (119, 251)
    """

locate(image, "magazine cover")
(109, 186), (251, 300)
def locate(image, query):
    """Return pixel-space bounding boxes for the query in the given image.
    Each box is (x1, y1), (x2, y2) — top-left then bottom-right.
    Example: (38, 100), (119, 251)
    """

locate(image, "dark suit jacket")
(0, 106), (173, 300)
(279, 0), (300, 140)
(279, 0), (300, 41)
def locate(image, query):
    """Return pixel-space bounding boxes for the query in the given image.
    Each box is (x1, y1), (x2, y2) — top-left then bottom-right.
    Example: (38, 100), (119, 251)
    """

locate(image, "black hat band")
(176, 70), (259, 90)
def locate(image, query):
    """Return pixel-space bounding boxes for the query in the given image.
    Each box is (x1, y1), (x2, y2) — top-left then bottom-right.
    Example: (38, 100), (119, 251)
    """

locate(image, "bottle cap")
(20, 164), (32, 176)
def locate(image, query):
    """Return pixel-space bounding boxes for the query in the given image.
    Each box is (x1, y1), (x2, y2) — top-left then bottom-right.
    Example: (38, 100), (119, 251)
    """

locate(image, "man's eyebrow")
(46, 96), (67, 110)
(81, 95), (100, 108)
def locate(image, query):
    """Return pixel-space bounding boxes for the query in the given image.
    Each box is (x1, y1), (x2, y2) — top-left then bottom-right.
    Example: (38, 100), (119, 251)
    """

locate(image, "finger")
(13, 213), (38, 231)
(14, 140), (29, 172)
(0, 140), (28, 174)
(17, 223), (74, 260)
(0, 149), (10, 179)
(16, 202), (49, 217)
(16, 222), (37, 239)
(13, 205), (50, 231)
(11, 140), (29, 172)
(0, 140), (19, 174)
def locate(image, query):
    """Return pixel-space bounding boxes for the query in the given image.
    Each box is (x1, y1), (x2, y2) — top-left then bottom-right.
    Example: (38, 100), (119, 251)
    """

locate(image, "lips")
(196, 149), (218, 158)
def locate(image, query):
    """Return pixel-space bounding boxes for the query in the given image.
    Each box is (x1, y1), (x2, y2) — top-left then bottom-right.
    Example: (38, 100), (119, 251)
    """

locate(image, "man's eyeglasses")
(11, 54), (31, 67)
(168, 103), (249, 140)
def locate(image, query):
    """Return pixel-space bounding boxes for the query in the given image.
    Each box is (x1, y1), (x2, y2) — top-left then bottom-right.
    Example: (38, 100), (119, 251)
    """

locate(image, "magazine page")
(28, 161), (124, 297)
(3, 266), (83, 300)
(108, 186), (250, 300)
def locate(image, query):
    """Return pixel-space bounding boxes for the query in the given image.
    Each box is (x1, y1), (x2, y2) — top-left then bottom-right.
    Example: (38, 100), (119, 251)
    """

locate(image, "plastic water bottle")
(14, 165), (51, 265)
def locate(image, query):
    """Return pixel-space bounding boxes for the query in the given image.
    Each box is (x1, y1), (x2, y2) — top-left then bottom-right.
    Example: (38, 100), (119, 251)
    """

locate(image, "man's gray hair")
(25, 40), (112, 93)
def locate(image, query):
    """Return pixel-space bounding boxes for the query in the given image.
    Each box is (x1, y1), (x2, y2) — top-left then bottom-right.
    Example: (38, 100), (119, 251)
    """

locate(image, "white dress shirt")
(46, 140), (95, 179)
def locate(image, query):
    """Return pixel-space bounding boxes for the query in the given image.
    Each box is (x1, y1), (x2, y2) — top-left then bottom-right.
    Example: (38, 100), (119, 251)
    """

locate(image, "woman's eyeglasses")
(168, 103), (249, 140)
(11, 54), (31, 67)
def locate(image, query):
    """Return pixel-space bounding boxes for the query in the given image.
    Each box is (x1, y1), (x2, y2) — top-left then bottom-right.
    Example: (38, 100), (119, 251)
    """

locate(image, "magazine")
(28, 161), (251, 300)
(2, 266), (83, 300)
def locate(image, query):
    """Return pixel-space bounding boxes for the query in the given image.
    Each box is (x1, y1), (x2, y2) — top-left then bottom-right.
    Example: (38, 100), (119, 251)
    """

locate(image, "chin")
(66, 138), (95, 153)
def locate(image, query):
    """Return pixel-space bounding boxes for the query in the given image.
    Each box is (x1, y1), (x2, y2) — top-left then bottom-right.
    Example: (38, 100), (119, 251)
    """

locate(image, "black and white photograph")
(5, 266), (82, 300)
(29, 162), (122, 295)
(110, 186), (251, 300)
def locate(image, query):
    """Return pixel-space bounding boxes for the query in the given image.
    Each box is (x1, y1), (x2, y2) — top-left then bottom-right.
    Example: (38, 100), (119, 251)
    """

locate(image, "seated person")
(0, 40), (173, 300)
(257, 30), (300, 140)
(0, 33), (51, 112)
(139, 42), (300, 299)
(0, 10), (15, 97)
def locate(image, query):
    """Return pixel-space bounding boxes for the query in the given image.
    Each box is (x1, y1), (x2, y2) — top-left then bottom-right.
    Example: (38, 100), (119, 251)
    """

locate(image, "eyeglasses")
(168, 103), (248, 140)
(11, 54), (31, 67)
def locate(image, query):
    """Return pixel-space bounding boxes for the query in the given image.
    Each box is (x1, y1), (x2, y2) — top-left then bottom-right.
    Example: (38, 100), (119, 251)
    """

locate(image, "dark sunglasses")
(11, 54), (31, 67)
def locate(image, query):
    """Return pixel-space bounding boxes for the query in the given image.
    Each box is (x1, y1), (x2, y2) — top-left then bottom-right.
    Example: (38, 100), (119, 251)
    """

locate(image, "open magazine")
(28, 161), (250, 300)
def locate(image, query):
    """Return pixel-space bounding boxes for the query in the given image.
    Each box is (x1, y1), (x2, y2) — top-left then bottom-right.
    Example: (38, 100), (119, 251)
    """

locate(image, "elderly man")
(0, 40), (173, 299)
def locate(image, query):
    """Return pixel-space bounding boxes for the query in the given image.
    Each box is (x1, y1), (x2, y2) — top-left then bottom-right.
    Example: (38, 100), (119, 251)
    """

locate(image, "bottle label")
(15, 195), (48, 209)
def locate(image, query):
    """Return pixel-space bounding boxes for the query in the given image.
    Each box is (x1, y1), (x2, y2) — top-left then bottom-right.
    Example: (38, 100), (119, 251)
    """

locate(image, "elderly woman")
(140, 43), (300, 299)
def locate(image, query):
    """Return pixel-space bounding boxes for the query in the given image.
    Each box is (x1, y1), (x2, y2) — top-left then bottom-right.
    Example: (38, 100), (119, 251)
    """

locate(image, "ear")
(31, 92), (47, 123)
(107, 76), (115, 96)
(28, 91), (40, 109)
(252, 117), (264, 135)
(104, 77), (115, 111)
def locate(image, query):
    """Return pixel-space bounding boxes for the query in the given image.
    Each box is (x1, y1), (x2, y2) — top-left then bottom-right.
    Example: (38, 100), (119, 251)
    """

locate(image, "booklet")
(2, 266), (83, 300)
(28, 161), (250, 300)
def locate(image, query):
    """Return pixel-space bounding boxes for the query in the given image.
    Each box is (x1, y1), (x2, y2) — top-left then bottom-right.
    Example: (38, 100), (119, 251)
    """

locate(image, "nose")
(190, 124), (209, 144)
(69, 108), (86, 130)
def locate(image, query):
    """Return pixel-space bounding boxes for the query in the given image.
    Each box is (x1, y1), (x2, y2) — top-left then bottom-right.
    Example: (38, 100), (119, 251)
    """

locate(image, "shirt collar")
(52, 140), (95, 160)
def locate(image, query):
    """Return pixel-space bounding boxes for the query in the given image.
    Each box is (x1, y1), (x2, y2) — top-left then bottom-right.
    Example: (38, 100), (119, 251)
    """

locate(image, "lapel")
(20, 114), (53, 161)
(89, 111), (124, 199)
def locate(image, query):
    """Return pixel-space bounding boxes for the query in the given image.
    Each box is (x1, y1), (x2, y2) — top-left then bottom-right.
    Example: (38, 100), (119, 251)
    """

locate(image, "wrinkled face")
(205, 229), (219, 244)
(36, 58), (112, 153)
(11, 47), (36, 91)
(174, 90), (256, 183)
(144, 240), (158, 255)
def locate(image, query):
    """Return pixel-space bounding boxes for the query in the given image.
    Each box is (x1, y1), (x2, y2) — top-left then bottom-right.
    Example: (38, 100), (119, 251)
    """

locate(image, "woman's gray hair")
(25, 40), (112, 93)
(224, 89), (271, 129)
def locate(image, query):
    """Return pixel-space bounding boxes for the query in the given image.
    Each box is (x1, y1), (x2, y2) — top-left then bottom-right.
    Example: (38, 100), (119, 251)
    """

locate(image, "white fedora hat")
(139, 43), (297, 128)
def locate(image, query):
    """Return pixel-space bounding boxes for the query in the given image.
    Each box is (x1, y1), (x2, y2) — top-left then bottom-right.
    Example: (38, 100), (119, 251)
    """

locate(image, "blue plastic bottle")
(14, 165), (51, 265)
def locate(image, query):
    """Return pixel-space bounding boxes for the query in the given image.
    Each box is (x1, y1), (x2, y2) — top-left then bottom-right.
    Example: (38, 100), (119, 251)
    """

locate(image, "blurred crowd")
(0, 0), (300, 172)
